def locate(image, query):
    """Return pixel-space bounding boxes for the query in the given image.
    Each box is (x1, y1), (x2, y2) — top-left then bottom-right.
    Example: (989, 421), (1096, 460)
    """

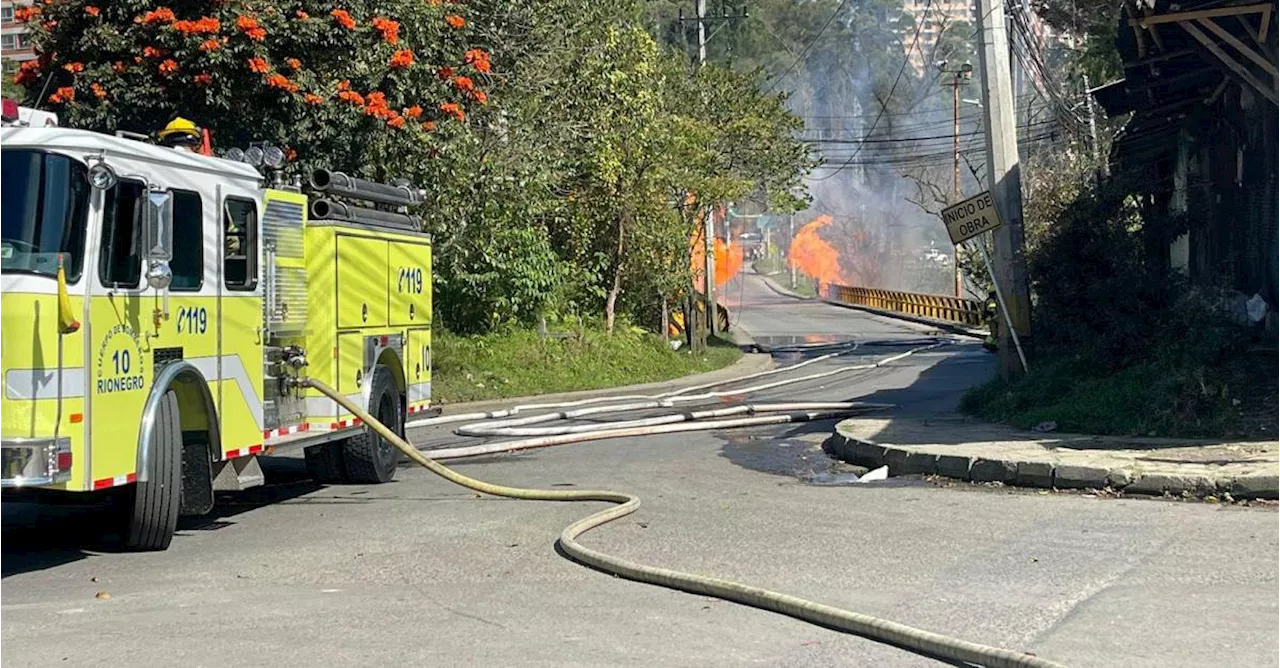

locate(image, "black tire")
(304, 441), (349, 484)
(123, 390), (182, 551)
(342, 365), (402, 484)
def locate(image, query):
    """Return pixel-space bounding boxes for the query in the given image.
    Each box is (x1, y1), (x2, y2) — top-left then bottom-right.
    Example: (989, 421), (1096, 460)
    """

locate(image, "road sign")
(940, 191), (1004, 245)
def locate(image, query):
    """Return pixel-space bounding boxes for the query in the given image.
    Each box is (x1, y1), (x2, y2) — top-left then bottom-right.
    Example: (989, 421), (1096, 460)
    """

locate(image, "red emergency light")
(1, 98), (19, 123)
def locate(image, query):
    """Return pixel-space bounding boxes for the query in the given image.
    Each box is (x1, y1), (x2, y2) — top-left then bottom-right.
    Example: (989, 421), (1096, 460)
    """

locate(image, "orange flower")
(284, 147), (297, 161)
(63, 62), (85, 74)
(426, 0), (441, 5)
(159, 59), (179, 75)
(452, 75), (474, 92)
(439, 101), (464, 121)
(48, 86), (74, 103)
(112, 60), (125, 73)
(444, 14), (465, 28)
(421, 121), (436, 132)
(12, 61), (39, 85)
(140, 7), (176, 24)
(304, 92), (324, 105)
(285, 58), (302, 70)
(387, 115), (406, 129)
(295, 9), (310, 19)
(404, 105), (423, 118)
(337, 80), (351, 91)
(42, 19), (58, 30)
(366, 91), (387, 108)
(14, 5), (40, 22)
(247, 57), (269, 74)
(371, 16), (399, 44)
(266, 73), (299, 93)
(472, 90), (488, 104)
(465, 48), (491, 73)
(389, 49), (414, 69)
(133, 56), (143, 64)
(194, 73), (213, 86)
(199, 38), (222, 51)
(84, 6), (100, 17)
(330, 9), (356, 29)
(142, 46), (167, 59)
(174, 17), (220, 34)
(337, 90), (364, 105)
(91, 82), (107, 99)
(236, 15), (266, 40)
(436, 66), (454, 80)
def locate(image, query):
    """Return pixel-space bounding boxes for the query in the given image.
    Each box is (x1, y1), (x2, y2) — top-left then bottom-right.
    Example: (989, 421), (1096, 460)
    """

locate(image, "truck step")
(211, 455), (266, 491)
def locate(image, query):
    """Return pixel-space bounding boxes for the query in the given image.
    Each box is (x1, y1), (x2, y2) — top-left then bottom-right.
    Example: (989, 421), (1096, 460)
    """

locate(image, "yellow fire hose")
(303, 377), (1067, 668)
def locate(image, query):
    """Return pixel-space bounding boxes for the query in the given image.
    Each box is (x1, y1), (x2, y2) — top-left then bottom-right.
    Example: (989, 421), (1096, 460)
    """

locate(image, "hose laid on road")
(455, 401), (892, 438)
(408, 336), (951, 431)
(302, 374), (1067, 667)
(452, 343), (946, 440)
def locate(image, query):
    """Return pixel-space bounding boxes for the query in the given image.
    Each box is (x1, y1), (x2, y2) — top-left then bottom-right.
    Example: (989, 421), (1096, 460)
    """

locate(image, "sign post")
(941, 191), (1028, 373)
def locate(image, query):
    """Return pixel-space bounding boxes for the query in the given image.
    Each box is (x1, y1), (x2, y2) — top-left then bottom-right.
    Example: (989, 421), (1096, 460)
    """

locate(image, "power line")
(763, 0), (851, 93)
(808, 0), (934, 182)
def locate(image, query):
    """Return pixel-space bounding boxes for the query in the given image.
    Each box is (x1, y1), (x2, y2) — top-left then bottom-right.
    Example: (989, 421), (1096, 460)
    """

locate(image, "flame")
(689, 220), (744, 291)
(787, 215), (849, 291)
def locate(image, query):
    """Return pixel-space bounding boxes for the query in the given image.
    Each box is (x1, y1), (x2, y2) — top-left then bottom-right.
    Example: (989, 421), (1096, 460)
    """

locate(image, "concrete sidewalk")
(825, 416), (1279, 500)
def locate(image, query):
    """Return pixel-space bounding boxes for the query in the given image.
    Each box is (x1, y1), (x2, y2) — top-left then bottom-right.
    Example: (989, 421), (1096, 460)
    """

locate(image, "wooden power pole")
(974, 0), (1032, 378)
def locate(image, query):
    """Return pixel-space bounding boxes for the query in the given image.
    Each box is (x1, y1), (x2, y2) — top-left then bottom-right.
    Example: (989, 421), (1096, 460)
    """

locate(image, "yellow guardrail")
(827, 285), (985, 327)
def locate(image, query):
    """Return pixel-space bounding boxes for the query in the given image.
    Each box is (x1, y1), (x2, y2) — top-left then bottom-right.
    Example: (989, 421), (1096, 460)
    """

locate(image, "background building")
(2, 0), (36, 93)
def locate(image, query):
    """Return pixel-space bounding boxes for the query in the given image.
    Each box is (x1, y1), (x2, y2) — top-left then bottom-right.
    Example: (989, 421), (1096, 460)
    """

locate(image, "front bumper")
(1, 436), (72, 487)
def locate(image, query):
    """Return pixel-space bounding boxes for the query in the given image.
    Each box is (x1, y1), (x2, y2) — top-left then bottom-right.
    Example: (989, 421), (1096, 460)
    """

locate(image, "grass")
(432, 326), (743, 404)
(959, 343), (1278, 439)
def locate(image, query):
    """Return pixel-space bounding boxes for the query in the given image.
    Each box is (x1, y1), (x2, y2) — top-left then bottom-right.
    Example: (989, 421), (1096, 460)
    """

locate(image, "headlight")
(263, 145), (286, 168)
(88, 162), (117, 190)
(244, 146), (265, 167)
(225, 147), (245, 162)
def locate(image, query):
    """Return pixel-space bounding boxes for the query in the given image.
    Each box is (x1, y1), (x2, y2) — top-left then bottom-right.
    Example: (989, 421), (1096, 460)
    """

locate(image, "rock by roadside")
(823, 416), (1279, 500)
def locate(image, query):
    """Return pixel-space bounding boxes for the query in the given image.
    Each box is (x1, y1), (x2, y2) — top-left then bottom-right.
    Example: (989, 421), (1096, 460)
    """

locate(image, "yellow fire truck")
(1, 121), (434, 550)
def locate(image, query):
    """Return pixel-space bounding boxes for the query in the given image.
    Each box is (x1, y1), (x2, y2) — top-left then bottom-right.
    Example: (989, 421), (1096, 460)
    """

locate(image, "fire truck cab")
(1, 125), (434, 550)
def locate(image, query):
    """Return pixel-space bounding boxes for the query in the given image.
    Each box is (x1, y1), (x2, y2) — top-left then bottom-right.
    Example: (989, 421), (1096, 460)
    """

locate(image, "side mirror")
(144, 189), (174, 290)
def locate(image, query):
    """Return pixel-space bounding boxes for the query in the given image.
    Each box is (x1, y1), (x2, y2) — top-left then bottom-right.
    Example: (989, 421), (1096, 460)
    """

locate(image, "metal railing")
(826, 285), (985, 327)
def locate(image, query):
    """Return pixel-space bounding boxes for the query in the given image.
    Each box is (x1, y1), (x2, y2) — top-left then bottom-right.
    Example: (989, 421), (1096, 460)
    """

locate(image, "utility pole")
(939, 62), (973, 297)
(975, 0), (1032, 378)
(678, 1), (745, 338)
(788, 212), (797, 289)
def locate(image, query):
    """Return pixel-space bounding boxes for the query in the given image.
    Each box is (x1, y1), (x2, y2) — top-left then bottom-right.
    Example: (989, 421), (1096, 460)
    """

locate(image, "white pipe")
(425, 410), (871, 460)
(459, 402), (892, 438)
(406, 340), (881, 429)
(452, 343), (945, 438)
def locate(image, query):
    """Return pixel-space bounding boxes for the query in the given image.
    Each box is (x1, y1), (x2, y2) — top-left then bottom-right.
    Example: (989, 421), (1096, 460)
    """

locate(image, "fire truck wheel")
(123, 390), (182, 551)
(342, 365), (402, 484)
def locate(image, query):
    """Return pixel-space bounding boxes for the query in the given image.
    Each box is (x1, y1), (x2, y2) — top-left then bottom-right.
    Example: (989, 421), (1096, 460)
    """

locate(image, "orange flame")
(689, 220), (744, 291)
(787, 215), (849, 291)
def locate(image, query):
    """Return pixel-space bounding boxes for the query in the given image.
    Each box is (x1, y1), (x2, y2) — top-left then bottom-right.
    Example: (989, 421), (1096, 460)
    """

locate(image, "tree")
(14, 1), (490, 176)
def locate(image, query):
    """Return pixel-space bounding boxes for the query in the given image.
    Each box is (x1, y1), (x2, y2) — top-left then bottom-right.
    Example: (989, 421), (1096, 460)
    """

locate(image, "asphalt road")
(3, 273), (1276, 667)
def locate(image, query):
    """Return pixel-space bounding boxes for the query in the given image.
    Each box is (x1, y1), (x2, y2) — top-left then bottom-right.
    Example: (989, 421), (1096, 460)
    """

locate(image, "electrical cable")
(763, 0), (852, 93)
(808, 0), (934, 181)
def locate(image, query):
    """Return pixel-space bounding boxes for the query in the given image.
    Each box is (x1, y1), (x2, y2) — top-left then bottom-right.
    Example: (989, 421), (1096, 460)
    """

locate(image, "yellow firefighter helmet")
(158, 116), (201, 140)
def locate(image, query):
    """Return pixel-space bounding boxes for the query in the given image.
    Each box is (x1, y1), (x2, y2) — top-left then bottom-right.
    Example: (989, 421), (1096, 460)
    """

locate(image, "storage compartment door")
(336, 236), (388, 329)
(406, 328), (432, 413)
(388, 241), (432, 327)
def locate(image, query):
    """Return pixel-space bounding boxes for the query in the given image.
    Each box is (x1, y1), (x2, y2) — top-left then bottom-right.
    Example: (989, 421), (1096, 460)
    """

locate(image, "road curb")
(432, 351), (774, 415)
(823, 420), (1280, 500)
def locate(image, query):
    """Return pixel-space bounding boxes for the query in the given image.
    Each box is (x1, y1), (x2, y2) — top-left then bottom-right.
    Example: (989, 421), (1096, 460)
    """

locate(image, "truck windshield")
(0, 149), (90, 282)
